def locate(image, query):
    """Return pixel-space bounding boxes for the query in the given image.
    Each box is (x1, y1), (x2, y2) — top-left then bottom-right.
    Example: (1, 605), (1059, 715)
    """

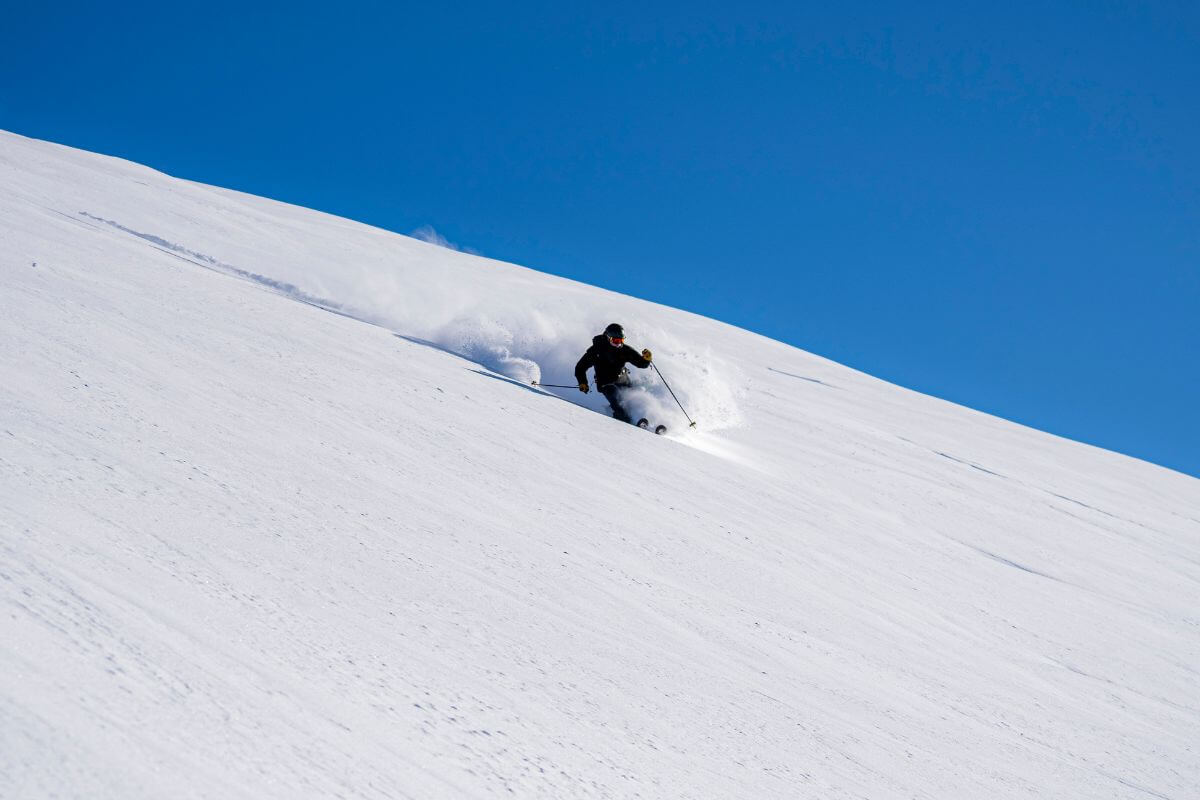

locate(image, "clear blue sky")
(3, 1), (1197, 477)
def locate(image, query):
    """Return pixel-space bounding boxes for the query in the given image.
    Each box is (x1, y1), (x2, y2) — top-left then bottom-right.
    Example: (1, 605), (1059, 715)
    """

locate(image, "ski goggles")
(608, 336), (624, 345)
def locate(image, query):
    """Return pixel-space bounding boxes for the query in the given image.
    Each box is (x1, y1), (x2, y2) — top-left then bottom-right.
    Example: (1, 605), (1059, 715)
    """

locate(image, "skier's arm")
(574, 348), (596, 386)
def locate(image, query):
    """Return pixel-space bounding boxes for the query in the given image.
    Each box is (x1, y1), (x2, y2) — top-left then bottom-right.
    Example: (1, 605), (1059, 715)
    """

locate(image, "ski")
(637, 419), (669, 435)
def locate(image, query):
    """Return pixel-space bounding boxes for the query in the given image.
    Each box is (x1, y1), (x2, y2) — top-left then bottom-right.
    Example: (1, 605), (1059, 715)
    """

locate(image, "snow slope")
(2, 129), (1198, 799)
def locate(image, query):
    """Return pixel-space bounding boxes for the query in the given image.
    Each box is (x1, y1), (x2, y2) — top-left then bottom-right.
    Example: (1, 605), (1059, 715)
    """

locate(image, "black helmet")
(604, 323), (625, 339)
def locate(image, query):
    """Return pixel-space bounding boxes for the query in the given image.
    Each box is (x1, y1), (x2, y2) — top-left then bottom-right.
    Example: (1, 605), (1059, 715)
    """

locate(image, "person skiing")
(575, 323), (653, 424)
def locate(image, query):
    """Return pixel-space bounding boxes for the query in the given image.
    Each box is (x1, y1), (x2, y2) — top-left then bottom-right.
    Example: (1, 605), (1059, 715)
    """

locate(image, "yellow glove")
(642, 349), (652, 362)
(578, 382), (589, 393)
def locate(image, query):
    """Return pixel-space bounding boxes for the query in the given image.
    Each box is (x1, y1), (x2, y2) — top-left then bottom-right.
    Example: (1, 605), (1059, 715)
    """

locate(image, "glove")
(578, 382), (589, 393)
(642, 349), (653, 362)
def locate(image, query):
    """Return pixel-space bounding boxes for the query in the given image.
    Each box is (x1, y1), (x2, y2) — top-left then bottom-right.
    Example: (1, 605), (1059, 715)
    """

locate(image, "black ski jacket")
(575, 335), (651, 388)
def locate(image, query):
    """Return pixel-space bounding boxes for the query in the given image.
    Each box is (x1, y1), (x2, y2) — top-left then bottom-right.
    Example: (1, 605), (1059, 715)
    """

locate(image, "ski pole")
(651, 363), (697, 428)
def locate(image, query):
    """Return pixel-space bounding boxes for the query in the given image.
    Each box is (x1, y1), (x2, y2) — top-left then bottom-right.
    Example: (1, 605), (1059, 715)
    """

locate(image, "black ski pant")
(599, 384), (633, 424)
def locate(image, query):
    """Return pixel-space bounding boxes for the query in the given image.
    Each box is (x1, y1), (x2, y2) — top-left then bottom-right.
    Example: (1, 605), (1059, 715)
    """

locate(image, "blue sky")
(3, 1), (1197, 477)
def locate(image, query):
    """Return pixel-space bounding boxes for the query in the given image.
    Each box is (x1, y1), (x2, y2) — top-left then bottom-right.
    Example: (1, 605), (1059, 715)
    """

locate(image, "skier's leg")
(600, 384), (633, 423)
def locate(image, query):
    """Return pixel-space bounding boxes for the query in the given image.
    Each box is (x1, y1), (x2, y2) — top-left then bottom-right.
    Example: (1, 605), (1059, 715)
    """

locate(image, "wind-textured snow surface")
(2, 129), (1198, 800)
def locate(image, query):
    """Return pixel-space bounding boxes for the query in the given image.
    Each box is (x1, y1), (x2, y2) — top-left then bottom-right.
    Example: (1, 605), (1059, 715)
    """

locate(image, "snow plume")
(390, 291), (747, 432)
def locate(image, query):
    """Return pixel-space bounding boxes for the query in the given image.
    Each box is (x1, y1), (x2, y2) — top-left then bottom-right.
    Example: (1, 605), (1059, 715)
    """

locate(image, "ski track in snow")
(2, 129), (1199, 799)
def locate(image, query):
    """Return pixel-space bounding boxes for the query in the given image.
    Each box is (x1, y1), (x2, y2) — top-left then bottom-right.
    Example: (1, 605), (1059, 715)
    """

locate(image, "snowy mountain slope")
(2, 129), (1198, 799)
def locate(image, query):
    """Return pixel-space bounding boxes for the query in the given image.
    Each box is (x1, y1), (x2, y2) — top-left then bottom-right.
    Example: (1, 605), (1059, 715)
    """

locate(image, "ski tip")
(637, 418), (649, 429)
(654, 425), (668, 435)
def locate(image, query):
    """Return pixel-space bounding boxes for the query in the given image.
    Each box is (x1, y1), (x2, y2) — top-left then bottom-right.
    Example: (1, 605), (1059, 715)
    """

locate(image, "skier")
(575, 323), (653, 424)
